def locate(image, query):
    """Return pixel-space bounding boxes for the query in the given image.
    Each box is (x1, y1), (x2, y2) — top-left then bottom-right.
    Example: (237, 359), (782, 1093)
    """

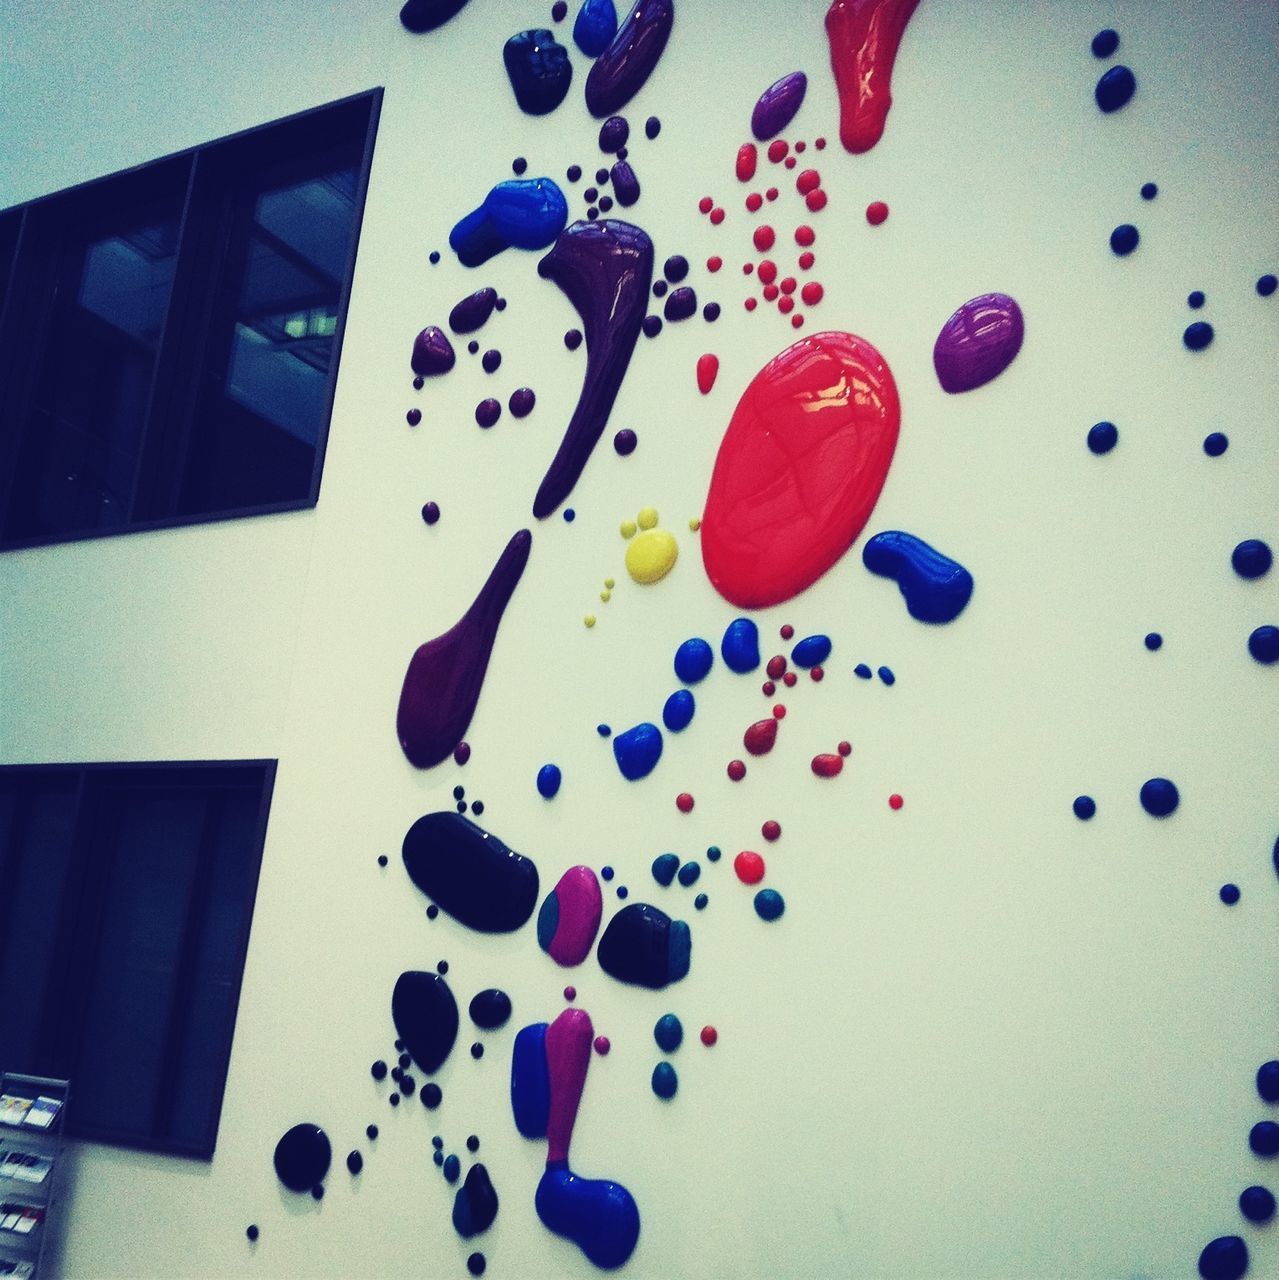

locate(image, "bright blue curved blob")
(612, 722), (663, 780)
(720, 618), (760, 673)
(673, 637), (713, 683)
(536, 763), (562, 798)
(862, 531), (974, 624)
(511, 1022), (551, 1138)
(661, 689), (695, 732)
(536, 1162), (640, 1270)
(790, 634), (831, 668)
(450, 178), (568, 267)
(573, 0), (618, 57)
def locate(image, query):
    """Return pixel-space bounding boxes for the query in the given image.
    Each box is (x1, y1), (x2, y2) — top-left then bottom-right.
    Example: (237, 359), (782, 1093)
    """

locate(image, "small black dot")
(453, 786), (465, 800)
(471, 800), (484, 816)
(426, 904), (439, 920)
(422, 1083), (443, 1109)
(389, 1093), (400, 1107)
(512, 156), (527, 175)
(371, 1059), (387, 1080)
(432, 1136), (443, 1149)
(401, 1075), (416, 1097)
(366, 1124), (378, 1140)
(346, 1150), (363, 1175)
(495, 297), (507, 312)
(566, 164), (581, 182)
(246, 1225), (259, 1242)
(428, 250), (441, 264)
(457, 801), (468, 813)
(437, 960), (449, 975)
(413, 375), (424, 390)
(395, 1039), (404, 1051)
(390, 1067), (402, 1083)
(433, 1149), (444, 1167)
(467, 1135), (480, 1152)
(398, 1052), (411, 1069)
(311, 1183), (325, 1200)
(586, 207), (599, 221)
(467, 1252), (487, 1276)
(645, 115), (661, 139)
(377, 854), (388, 867)
(471, 1042), (484, 1059)
(703, 302), (721, 322)
(617, 146), (628, 160)
(466, 341), (479, 356)
(595, 168), (609, 184)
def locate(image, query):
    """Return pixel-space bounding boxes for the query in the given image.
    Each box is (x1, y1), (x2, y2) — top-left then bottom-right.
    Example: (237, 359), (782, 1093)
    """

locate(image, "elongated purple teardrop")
(449, 286), (498, 333)
(932, 292), (1024, 393)
(584, 0), (674, 118)
(751, 71), (807, 141)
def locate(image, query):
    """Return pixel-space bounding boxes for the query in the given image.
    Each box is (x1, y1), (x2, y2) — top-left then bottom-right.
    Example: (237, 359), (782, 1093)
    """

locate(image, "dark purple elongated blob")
(533, 221), (652, 518)
(400, 0), (470, 33)
(397, 529), (531, 767)
(392, 970), (459, 1073)
(610, 160), (640, 206)
(584, 0), (675, 118)
(751, 71), (807, 140)
(450, 287), (499, 333)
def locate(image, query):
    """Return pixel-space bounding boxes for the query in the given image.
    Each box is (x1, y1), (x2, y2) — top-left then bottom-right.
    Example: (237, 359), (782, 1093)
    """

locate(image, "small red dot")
(594, 1035), (611, 1055)
(780, 624), (794, 639)
(743, 262), (754, 275)
(815, 137), (826, 149)
(767, 139), (788, 163)
(757, 259), (778, 285)
(698, 196), (713, 214)
(761, 680), (776, 696)
(763, 284), (779, 301)
(762, 820), (781, 841)
(837, 741), (852, 757)
(889, 793), (904, 810)
(564, 985), (576, 1000)
(710, 207), (725, 224)
(765, 187), (779, 201)
(801, 281), (824, 306)
(794, 224), (815, 246)
(782, 671), (797, 687)
(744, 297), (757, 311)
(753, 225), (776, 252)
(727, 759), (746, 780)
(772, 704), (786, 720)
(796, 169), (821, 195)
(777, 295), (794, 314)
(805, 189), (828, 212)
(780, 276), (796, 295)
(791, 314), (804, 327)
(865, 200), (889, 226)
(794, 140), (806, 153)
(811, 665), (824, 681)
(798, 251), (815, 270)
(700, 1025), (718, 1047)
(707, 255), (722, 272)
(734, 850), (766, 884)
(676, 792), (695, 813)
(783, 155), (796, 169)
(745, 192), (763, 212)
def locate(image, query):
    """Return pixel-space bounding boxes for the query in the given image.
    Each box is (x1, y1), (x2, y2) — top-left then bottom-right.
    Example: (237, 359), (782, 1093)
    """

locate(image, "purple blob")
(613, 428), (637, 455)
(509, 387), (537, 417)
(932, 292), (1025, 393)
(476, 398), (502, 428)
(610, 160), (640, 206)
(641, 314), (662, 337)
(751, 71), (807, 141)
(407, 408), (422, 427)
(598, 115), (630, 152)
(663, 286), (697, 321)
(532, 220), (653, 517)
(564, 328), (583, 350)
(584, 0), (675, 119)
(450, 287), (499, 333)
(422, 501), (441, 525)
(482, 349), (502, 373)
(411, 326), (457, 376)
(396, 529), (532, 768)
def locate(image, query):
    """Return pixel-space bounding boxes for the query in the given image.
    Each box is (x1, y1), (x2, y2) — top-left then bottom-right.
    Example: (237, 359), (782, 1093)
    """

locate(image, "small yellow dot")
(688, 517), (701, 532)
(584, 614), (596, 628)
(600, 589), (612, 602)
(637, 506), (658, 531)
(603, 577), (615, 589)
(620, 520), (637, 539)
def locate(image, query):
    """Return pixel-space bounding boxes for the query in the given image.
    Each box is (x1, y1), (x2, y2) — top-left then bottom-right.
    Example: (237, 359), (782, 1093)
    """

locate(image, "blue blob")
(1188, 290), (1205, 309)
(1240, 1185), (1276, 1223)
(1250, 625), (1279, 664)
(653, 1013), (683, 1053)
(1219, 883), (1240, 905)
(510, 1023), (551, 1138)
(720, 618), (761, 673)
(535, 1164), (640, 1270)
(563, 508), (576, 522)
(1203, 431), (1229, 456)
(1232, 539), (1272, 579)
(1144, 632), (1163, 651)
(1088, 420), (1118, 454)
(650, 853), (679, 886)
(1109, 223), (1139, 256)
(705, 845), (721, 862)
(1258, 274), (1278, 297)
(1073, 795), (1096, 820)
(1251, 1121), (1279, 1156)
(878, 665), (896, 686)
(676, 860), (700, 887)
(1140, 182), (1158, 200)
(1198, 1236), (1248, 1280)
(1139, 777), (1179, 817)
(443, 1154), (461, 1183)
(601, 865), (614, 881)
(596, 723), (612, 737)
(651, 1061), (678, 1099)
(434, 1150), (444, 1166)
(612, 721), (663, 780)
(863, 531), (974, 624)
(673, 637), (714, 683)
(854, 663), (873, 679)
(503, 29), (573, 115)
(694, 892), (708, 910)
(1090, 28), (1119, 58)
(536, 890), (560, 953)
(616, 885), (628, 899)
(753, 889), (785, 921)
(1095, 64), (1136, 113)
(1257, 1059), (1279, 1103)
(450, 178), (568, 268)
(662, 689), (695, 732)
(572, 0), (617, 56)
(537, 763), (562, 798)
(1184, 320), (1214, 351)
(790, 634), (832, 669)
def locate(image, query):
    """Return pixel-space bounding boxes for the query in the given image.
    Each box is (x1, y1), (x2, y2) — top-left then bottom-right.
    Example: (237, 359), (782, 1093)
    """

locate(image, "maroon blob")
(475, 398), (502, 428)
(509, 387), (537, 417)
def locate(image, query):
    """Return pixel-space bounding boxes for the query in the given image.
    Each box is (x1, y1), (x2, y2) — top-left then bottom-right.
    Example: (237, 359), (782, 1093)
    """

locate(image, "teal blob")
(651, 1061), (678, 1099)
(753, 889), (785, 921)
(651, 853), (679, 886)
(653, 1013), (683, 1053)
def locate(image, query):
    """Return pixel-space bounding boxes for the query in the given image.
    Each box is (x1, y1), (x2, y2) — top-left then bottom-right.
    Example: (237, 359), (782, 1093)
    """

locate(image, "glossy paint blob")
(651, 1062), (678, 1099)
(862, 531), (974, 623)
(584, 0), (674, 118)
(399, 0), (470, 32)
(453, 1163), (499, 1237)
(1095, 64), (1136, 113)
(597, 902), (691, 988)
(451, 178), (568, 266)
(612, 721), (664, 779)
(932, 293), (1024, 393)
(274, 1124), (331, 1192)
(537, 763), (563, 798)
(674, 637), (714, 683)
(411, 326), (457, 376)
(1196, 1236), (1248, 1280)
(511, 1022), (552, 1137)
(469, 989), (513, 1029)
(573, 0), (618, 57)
(721, 617), (761, 672)
(702, 331), (900, 608)
(504, 30), (573, 115)
(825, 0), (921, 153)
(449, 287), (498, 333)
(751, 72), (808, 141)
(392, 971), (459, 1074)
(537, 866), (604, 966)
(1139, 777), (1179, 817)
(662, 689), (695, 731)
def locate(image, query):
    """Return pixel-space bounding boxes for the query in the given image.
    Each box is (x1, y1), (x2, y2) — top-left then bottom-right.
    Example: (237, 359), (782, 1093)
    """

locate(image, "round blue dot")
(596, 723), (612, 737)
(601, 865), (614, 881)
(753, 888), (785, 921)
(1249, 1121), (1279, 1157)
(1249, 625), (1279, 664)
(651, 1061), (678, 1099)
(1109, 223), (1139, 256)
(1144, 632), (1163, 651)
(1140, 181), (1158, 200)
(1203, 432), (1229, 457)
(616, 885), (628, 899)
(1219, 883), (1240, 905)
(1088, 421), (1118, 454)
(1239, 1185), (1276, 1223)
(673, 637), (714, 684)
(1232, 539), (1272, 579)
(651, 853), (679, 886)
(563, 508), (575, 522)
(433, 1150), (444, 1166)
(536, 763), (562, 799)
(1073, 795), (1096, 820)
(1095, 64), (1136, 113)
(677, 860), (700, 887)
(694, 892), (708, 910)
(653, 1013), (683, 1053)
(1139, 777), (1179, 817)
(1183, 320), (1214, 351)
(1198, 1236), (1249, 1280)
(1187, 290), (1205, 310)
(443, 1154), (460, 1183)
(706, 845), (721, 862)
(1257, 274), (1277, 297)
(1090, 28), (1119, 58)
(1257, 1059), (1279, 1103)
(662, 688), (696, 732)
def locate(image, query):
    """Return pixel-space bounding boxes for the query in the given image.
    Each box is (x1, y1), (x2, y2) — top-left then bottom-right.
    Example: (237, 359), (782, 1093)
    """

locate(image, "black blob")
(642, 315), (662, 338)
(371, 1059), (388, 1080)
(504, 29), (573, 116)
(469, 988), (513, 1029)
(597, 901), (690, 989)
(413, 375), (425, 390)
(467, 1135), (480, 1152)
(273, 1124), (332, 1193)
(377, 854), (388, 867)
(663, 254), (689, 283)
(398, 1052), (411, 1069)
(1257, 1059), (1279, 1103)
(645, 115), (661, 139)
(401, 1075), (417, 1097)
(512, 156), (528, 175)
(392, 971), (459, 1074)
(453, 1162), (500, 1237)
(347, 1150), (363, 1175)
(403, 812), (540, 932)
(599, 116), (629, 152)
(1095, 64), (1136, 113)
(1197, 1236), (1248, 1280)
(1251, 1120), (1279, 1156)
(472, 800), (485, 816)
(1109, 224), (1139, 256)
(1183, 321), (1214, 350)
(389, 1093), (400, 1106)
(1240, 1185), (1276, 1223)
(468, 1254), (487, 1277)
(422, 1083), (443, 1109)
(311, 1184), (324, 1201)
(429, 250), (441, 264)
(453, 785), (465, 800)
(399, 0), (470, 33)
(566, 164), (582, 183)
(246, 1225), (259, 1242)
(433, 1136), (444, 1149)
(436, 960), (449, 976)
(471, 1042), (484, 1059)
(366, 1124), (379, 1140)
(1090, 28), (1119, 58)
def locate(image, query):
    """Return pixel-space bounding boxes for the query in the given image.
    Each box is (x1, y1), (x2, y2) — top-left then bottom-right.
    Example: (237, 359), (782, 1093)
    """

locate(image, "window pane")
(4, 190), (183, 542)
(176, 150), (363, 516)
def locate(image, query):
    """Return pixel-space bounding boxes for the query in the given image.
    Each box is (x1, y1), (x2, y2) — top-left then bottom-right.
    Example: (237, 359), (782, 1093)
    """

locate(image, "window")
(0, 761), (276, 1158)
(0, 89), (381, 550)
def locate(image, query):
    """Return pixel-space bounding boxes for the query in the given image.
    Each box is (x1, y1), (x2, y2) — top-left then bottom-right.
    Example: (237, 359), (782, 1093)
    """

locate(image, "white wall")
(2, 2), (1278, 1277)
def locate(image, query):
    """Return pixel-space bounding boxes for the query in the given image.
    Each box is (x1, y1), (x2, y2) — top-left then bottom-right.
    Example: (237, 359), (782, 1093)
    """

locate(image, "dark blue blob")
(453, 1163), (499, 1238)
(662, 689), (695, 732)
(694, 893), (708, 910)
(1252, 1121), (1279, 1156)
(434, 1149), (444, 1165)
(1095, 64), (1136, 112)
(1184, 321), (1214, 351)
(1144, 632), (1162, 651)
(754, 889), (785, 921)
(1090, 28), (1119, 58)
(274, 1124), (331, 1192)
(612, 721), (663, 779)
(790, 634), (832, 669)
(536, 888), (560, 952)
(1249, 625), (1279, 664)
(1203, 432), (1229, 456)
(1240, 1185), (1276, 1223)
(653, 1013), (683, 1052)
(677, 860), (700, 887)
(854, 663), (873, 679)
(596, 723), (611, 737)
(1232, 539), (1272, 579)
(1198, 1236), (1248, 1280)
(510, 1022), (551, 1138)
(864, 531), (973, 624)
(601, 865), (614, 881)
(1073, 795), (1096, 820)
(674, 637), (714, 683)
(1139, 777), (1179, 817)
(535, 1163), (640, 1269)
(393, 971), (459, 1074)
(443, 1154), (461, 1183)
(537, 763), (563, 798)
(1257, 1059), (1279, 1103)
(399, 0), (470, 33)
(599, 115), (629, 152)
(1219, 883), (1240, 905)
(1109, 224), (1139, 256)
(651, 1061), (678, 1099)
(597, 902), (691, 988)
(450, 177), (568, 267)
(878, 666), (896, 686)
(1088, 420), (1118, 454)
(1140, 182), (1158, 200)
(1188, 290), (1205, 309)
(652, 280), (668, 299)
(503, 30), (573, 115)
(651, 853), (679, 886)
(645, 115), (661, 139)
(563, 508), (575, 522)
(1257, 274), (1277, 297)
(573, 0), (618, 57)
(719, 618), (760, 673)
(616, 885), (628, 899)
(469, 988), (512, 1030)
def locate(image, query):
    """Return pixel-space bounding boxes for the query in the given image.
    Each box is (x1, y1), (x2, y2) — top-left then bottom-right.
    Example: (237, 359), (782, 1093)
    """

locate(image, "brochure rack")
(0, 1074), (70, 1280)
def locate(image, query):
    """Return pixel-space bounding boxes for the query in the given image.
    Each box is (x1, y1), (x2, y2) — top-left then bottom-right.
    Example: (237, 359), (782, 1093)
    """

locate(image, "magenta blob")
(932, 292), (1025, 393)
(537, 866), (604, 967)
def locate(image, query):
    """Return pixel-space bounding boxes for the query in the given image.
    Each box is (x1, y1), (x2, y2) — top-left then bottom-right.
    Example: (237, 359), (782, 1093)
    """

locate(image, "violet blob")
(751, 71), (807, 141)
(932, 292), (1025, 393)
(411, 326), (457, 376)
(598, 114), (630, 153)
(584, 0), (675, 118)
(450, 287), (499, 334)
(399, 0), (470, 33)
(610, 160), (640, 206)
(663, 286), (697, 321)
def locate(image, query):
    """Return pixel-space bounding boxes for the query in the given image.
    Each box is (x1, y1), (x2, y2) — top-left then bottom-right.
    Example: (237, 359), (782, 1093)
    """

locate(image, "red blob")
(676, 792), (695, 813)
(801, 281), (824, 306)
(767, 139), (789, 163)
(795, 140), (806, 153)
(757, 259), (778, 285)
(810, 665), (824, 681)
(826, 0), (921, 154)
(763, 284), (780, 302)
(743, 262), (755, 275)
(777, 296), (794, 314)
(765, 186), (779, 201)
(743, 718), (779, 756)
(815, 137), (827, 149)
(784, 155), (797, 169)
(753, 225), (776, 252)
(791, 315), (804, 328)
(762, 820), (781, 841)
(795, 224), (815, 246)
(736, 142), (759, 182)
(746, 192), (764, 212)
(811, 753), (844, 777)
(889, 793), (903, 810)
(697, 353), (720, 395)
(734, 850), (766, 884)
(780, 276), (797, 295)
(796, 169), (821, 195)
(707, 255), (723, 272)
(772, 704), (786, 719)
(453, 741), (472, 766)
(780, 624), (795, 639)
(700, 1025), (718, 1047)
(710, 207), (726, 225)
(866, 200), (889, 225)
(744, 298), (757, 311)
(699, 196), (714, 213)
(766, 654), (787, 679)
(782, 671), (798, 687)
(798, 251), (815, 270)
(761, 680), (776, 695)
(594, 1035), (611, 1055)
(805, 189), (828, 212)
(837, 740), (852, 757)
(727, 759), (747, 781)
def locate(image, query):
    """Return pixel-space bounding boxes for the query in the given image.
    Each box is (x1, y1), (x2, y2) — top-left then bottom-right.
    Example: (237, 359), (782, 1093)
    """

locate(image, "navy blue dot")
(694, 892), (708, 910)
(1088, 421), (1118, 454)
(1219, 883), (1240, 905)
(677, 860), (701, 887)
(1239, 1185), (1276, 1223)
(433, 1150), (443, 1166)
(1187, 290), (1205, 309)
(1257, 274), (1277, 297)
(1249, 1120), (1279, 1156)
(1073, 795), (1096, 820)
(1140, 182), (1158, 200)
(432, 1135), (443, 1149)
(1183, 321), (1214, 350)
(1144, 632), (1162, 651)
(877, 665), (896, 686)
(1231, 539), (1272, 579)
(854, 663), (872, 679)
(642, 315), (662, 338)
(1109, 224), (1139, 256)
(1257, 1059), (1279, 1103)
(566, 165), (581, 183)
(601, 865), (614, 881)
(563, 508), (575, 522)
(1249, 625), (1279, 664)
(1198, 1236), (1249, 1280)
(597, 723), (612, 737)
(706, 845), (721, 862)
(652, 280), (668, 298)
(1139, 777), (1179, 817)
(703, 302), (721, 322)
(429, 250), (441, 264)
(1095, 64), (1136, 113)
(616, 885), (628, 899)
(1090, 28), (1119, 58)
(1203, 432), (1229, 457)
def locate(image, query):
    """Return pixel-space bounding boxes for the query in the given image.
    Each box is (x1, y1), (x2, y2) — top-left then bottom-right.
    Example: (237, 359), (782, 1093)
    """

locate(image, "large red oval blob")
(700, 330), (900, 608)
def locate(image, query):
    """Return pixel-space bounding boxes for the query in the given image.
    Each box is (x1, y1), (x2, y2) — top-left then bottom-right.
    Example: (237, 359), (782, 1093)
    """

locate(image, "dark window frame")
(0, 87), (382, 552)
(0, 759), (277, 1160)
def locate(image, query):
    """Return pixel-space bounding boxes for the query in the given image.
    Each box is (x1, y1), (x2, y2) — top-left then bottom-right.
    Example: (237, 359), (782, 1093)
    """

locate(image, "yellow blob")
(600, 590), (612, 603)
(620, 519), (637, 539)
(584, 614), (596, 628)
(625, 528), (679, 584)
(637, 506), (659, 531)
(688, 517), (701, 532)
(603, 577), (615, 589)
